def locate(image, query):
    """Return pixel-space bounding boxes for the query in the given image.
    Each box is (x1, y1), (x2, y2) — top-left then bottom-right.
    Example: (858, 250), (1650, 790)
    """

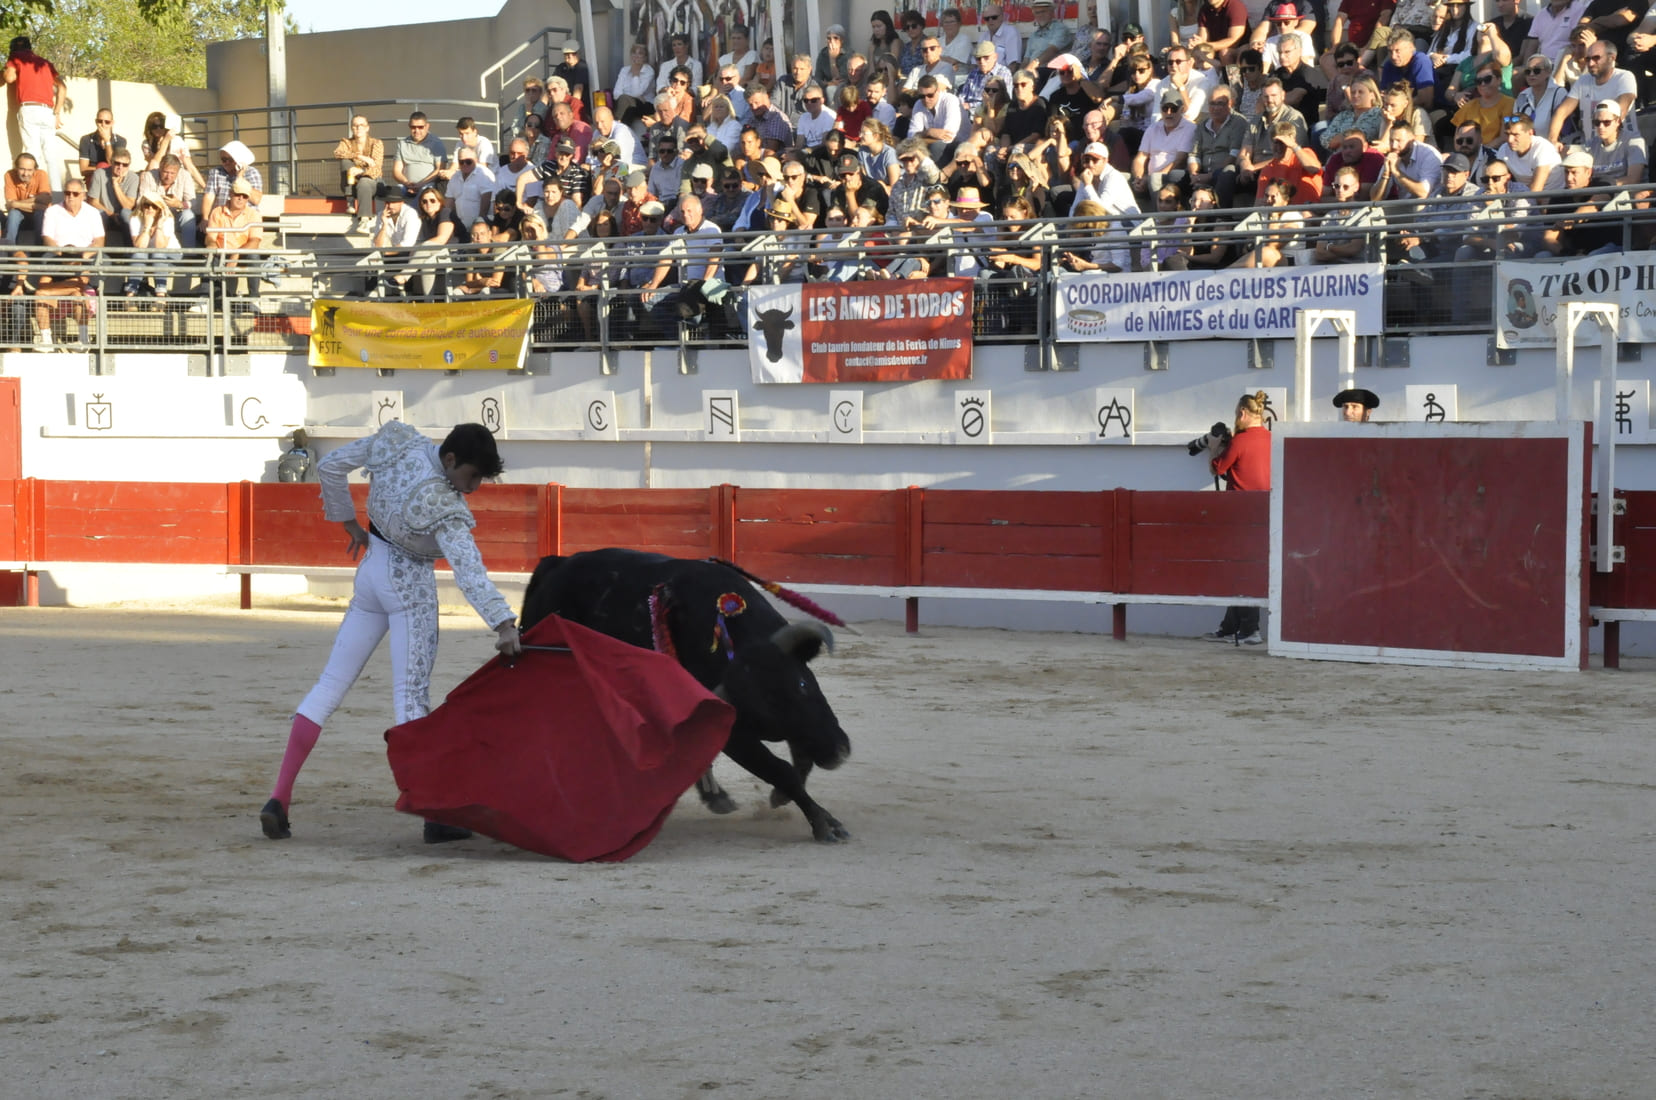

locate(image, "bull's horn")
(771, 619), (834, 656)
(712, 683), (732, 703)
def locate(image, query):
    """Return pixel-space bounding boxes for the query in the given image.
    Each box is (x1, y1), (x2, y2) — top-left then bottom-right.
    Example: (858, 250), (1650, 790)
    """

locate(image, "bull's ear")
(770, 620), (834, 662)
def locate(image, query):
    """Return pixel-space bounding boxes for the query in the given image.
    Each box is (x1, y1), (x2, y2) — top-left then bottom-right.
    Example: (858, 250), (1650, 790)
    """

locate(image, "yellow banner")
(307, 298), (534, 370)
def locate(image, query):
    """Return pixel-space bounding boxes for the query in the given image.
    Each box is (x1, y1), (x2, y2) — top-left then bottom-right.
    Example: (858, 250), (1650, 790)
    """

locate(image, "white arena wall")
(8, 333), (1656, 649)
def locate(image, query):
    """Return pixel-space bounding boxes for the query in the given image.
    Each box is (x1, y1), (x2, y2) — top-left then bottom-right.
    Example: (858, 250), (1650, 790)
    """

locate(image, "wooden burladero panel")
(1277, 433), (1584, 661)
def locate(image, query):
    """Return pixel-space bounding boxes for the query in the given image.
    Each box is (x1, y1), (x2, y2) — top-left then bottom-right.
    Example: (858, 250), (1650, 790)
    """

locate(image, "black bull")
(519, 549), (852, 842)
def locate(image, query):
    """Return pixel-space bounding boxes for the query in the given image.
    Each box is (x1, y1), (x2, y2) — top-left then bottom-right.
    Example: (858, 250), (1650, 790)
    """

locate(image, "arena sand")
(3, 599), (1654, 1099)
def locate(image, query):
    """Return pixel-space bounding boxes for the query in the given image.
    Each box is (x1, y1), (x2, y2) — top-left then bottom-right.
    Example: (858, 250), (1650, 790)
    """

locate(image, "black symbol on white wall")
(1097, 397), (1132, 438)
(708, 396), (736, 435)
(587, 400), (610, 432)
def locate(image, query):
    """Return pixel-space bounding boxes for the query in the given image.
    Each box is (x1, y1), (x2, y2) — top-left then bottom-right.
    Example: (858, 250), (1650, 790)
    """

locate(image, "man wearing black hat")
(4, 36), (66, 192)
(554, 41), (590, 102)
(1333, 388), (1380, 421)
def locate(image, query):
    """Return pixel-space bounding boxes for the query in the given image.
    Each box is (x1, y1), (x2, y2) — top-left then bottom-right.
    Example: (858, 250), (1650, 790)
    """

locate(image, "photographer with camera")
(1201, 389), (1272, 645)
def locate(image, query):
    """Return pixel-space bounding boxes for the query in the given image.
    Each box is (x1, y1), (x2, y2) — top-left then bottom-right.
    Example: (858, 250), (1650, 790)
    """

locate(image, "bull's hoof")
(704, 792), (739, 815)
(259, 798), (291, 840)
(422, 821), (473, 844)
(769, 787), (794, 809)
(811, 816), (851, 843)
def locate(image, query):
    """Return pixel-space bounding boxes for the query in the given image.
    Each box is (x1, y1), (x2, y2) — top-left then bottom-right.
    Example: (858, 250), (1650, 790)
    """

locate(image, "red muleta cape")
(385, 615), (734, 861)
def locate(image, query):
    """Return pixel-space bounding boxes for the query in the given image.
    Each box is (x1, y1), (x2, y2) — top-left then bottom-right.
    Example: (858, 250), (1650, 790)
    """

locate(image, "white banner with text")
(1053, 265), (1385, 342)
(1494, 251), (1656, 349)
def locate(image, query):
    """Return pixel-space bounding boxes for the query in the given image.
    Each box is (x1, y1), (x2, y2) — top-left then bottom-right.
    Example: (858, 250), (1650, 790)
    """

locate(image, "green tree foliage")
(14, 0), (286, 88)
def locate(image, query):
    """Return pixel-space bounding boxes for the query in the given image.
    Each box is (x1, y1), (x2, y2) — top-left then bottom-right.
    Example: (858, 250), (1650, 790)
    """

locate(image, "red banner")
(748, 278), (975, 383)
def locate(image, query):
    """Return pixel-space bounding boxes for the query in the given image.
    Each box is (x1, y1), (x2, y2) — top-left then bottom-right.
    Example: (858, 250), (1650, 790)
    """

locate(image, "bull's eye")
(798, 676), (808, 695)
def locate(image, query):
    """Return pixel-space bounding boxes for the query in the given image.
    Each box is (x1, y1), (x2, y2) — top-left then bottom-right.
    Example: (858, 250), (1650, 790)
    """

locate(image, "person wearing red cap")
(1251, 0), (1315, 64)
(3, 37), (66, 192)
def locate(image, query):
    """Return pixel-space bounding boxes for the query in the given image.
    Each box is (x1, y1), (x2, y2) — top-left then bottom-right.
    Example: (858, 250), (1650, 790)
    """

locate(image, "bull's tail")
(704, 558), (852, 631)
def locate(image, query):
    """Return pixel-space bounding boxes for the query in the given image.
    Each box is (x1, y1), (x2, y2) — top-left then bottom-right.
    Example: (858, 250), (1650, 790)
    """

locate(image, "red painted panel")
(1598, 491), (1656, 609)
(736, 488), (901, 524)
(1279, 437), (1575, 657)
(0, 480), (15, 559)
(923, 490), (1103, 527)
(0, 378), (20, 481)
(39, 533), (228, 564)
(1130, 523), (1268, 565)
(919, 554), (1107, 592)
(38, 482), (228, 564)
(559, 514), (714, 552)
(45, 481), (226, 510)
(736, 552), (900, 587)
(923, 522), (1105, 558)
(1131, 491), (1269, 527)
(562, 488), (713, 515)
(737, 520), (909, 558)
(1130, 558), (1268, 598)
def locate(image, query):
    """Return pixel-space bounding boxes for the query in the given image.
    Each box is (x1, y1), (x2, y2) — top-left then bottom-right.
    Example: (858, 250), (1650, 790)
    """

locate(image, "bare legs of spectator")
(34, 275), (90, 347)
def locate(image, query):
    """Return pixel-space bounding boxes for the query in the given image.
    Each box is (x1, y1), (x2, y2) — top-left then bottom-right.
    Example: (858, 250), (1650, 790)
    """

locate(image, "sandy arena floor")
(3, 599), (1654, 1099)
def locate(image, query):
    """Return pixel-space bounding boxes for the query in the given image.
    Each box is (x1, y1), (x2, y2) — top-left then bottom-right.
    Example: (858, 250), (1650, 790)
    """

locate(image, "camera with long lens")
(1186, 421), (1231, 457)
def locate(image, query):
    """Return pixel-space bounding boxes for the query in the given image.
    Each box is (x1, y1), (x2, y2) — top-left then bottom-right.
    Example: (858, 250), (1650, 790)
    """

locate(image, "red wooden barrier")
(734, 488), (906, 586)
(1125, 491), (1270, 599)
(29, 479), (1618, 653)
(1590, 491), (1656, 610)
(559, 487), (722, 559)
(919, 490), (1114, 592)
(38, 481), (230, 564)
(0, 378), (20, 481)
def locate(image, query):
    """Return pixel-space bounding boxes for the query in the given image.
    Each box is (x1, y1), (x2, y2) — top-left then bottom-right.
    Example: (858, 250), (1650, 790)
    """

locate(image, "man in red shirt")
(3, 36), (66, 192)
(1195, 0), (1251, 64)
(1320, 129), (1387, 189)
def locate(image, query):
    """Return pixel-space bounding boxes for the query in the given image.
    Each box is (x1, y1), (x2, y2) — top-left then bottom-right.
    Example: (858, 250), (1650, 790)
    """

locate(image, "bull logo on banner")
(754, 307), (795, 363)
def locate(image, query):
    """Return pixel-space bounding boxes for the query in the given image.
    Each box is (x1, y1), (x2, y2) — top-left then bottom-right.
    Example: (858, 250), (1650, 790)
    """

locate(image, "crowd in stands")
(5, 2), (1656, 346)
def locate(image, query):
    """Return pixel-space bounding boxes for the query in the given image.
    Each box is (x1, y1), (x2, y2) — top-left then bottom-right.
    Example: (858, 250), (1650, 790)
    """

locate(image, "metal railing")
(478, 26), (577, 128)
(4, 183), (1648, 368)
(168, 100), (502, 202)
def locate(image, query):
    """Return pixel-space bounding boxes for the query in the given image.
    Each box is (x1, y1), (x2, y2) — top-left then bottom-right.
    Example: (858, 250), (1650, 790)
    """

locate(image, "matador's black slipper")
(260, 798), (291, 840)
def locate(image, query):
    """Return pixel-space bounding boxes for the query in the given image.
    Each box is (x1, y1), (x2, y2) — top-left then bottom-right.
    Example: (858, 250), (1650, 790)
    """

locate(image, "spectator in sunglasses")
(1451, 60), (1517, 143)
(1512, 53), (1570, 139)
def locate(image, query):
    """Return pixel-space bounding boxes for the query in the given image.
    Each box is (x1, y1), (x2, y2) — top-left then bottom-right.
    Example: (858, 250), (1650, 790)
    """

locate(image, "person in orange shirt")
(204, 177), (264, 300)
(1255, 120), (1325, 203)
(4, 151), (50, 243)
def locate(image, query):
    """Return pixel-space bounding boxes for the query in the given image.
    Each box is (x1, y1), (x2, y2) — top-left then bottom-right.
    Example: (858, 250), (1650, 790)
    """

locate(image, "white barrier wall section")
(11, 337), (1656, 489)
